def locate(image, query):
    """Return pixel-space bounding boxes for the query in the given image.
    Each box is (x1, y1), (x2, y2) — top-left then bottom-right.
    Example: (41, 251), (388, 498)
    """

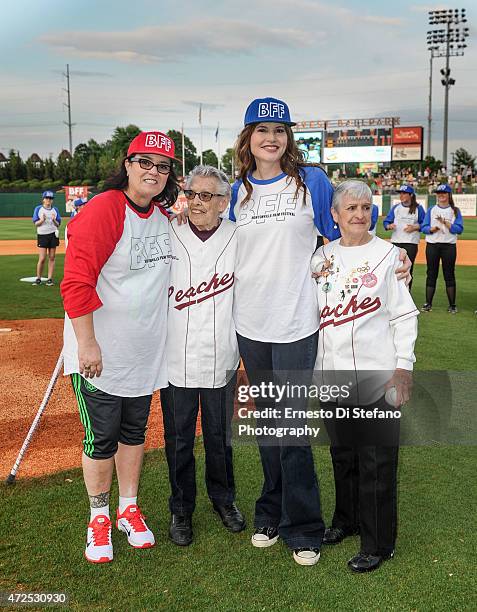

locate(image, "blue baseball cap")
(42, 190), (55, 199)
(398, 184), (415, 194)
(436, 183), (452, 193)
(73, 198), (86, 207)
(244, 97), (296, 127)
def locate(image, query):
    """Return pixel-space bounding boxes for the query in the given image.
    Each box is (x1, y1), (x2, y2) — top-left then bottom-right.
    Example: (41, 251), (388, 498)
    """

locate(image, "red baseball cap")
(127, 131), (176, 161)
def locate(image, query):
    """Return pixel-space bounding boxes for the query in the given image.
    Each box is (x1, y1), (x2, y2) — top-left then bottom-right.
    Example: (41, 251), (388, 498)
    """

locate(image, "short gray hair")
(332, 179), (372, 210)
(186, 165), (231, 199)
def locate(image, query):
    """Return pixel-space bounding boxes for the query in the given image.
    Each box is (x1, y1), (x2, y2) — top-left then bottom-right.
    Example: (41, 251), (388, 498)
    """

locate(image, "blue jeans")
(237, 331), (325, 549)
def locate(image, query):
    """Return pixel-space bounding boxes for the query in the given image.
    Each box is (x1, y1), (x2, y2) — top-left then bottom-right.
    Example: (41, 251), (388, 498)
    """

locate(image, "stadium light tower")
(427, 8), (469, 168)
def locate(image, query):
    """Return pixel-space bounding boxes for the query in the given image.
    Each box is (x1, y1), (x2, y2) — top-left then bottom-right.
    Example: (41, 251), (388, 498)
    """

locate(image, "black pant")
(393, 242), (418, 290)
(425, 242), (457, 288)
(237, 332), (325, 550)
(325, 401), (400, 556)
(160, 373), (237, 515)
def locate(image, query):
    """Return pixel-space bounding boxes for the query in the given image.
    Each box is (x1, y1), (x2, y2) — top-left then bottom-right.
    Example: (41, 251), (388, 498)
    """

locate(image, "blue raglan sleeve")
(383, 205), (396, 230)
(228, 180), (241, 223)
(305, 167), (339, 241)
(54, 207), (62, 225)
(32, 205), (41, 223)
(421, 208), (432, 234)
(370, 204), (378, 231)
(417, 205), (426, 228)
(450, 209), (464, 235)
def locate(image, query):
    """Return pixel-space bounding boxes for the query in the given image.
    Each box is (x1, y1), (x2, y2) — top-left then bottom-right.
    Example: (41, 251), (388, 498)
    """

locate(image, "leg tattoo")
(89, 491), (110, 508)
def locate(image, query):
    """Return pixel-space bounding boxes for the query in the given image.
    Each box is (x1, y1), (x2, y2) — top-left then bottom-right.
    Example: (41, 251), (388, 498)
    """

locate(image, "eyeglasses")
(130, 157), (172, 175)
(183, 189), (226, 202)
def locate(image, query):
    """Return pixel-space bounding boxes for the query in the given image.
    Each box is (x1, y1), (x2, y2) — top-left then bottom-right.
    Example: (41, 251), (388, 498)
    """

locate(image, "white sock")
(90, 505), (110, 522)
(119, 496), (137, 514)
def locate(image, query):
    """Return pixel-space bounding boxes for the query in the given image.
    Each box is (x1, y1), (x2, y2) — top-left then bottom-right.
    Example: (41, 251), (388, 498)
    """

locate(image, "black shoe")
(348, 550), (394, 573)
(32, 278), (41, 286)
(323, 526), (359, 545)
(421, 303), (432, 312)
(45, 278), (54, 286)
(169, 514), (192, 546)
(213, 503), (246, 533)
(447, 305), (458, 314)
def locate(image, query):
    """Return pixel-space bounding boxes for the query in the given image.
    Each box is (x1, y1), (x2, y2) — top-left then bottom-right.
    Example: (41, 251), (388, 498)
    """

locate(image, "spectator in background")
(32, 190), (61, 286)
(71, 198), (87, 218)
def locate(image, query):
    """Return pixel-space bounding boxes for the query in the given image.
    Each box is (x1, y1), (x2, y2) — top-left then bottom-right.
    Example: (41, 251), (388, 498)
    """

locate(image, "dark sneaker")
(251, 526), (279, 548)
(46, 279), (54, 286)
(169, 514), (192, 547)
(293, 548), (321, 566)
(447, 305), (458, 314)
(32, 278), (41, 286)
(421, 303), (432, 312)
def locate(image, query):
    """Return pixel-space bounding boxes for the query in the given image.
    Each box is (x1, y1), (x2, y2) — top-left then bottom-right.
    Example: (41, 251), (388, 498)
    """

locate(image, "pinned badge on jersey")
(361, 272), (377, 288)
(322, 282), (332, 293)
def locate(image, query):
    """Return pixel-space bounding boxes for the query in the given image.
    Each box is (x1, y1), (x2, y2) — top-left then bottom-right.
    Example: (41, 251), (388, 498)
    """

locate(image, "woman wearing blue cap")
(229, 97), (411, 566)
(32, 190), (62, 286)
(421, 184), (464, 313)
(383, 185), (426, 291)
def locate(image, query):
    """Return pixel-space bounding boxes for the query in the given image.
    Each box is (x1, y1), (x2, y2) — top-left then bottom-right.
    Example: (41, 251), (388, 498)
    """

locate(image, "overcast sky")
(1, 0), (475, 167)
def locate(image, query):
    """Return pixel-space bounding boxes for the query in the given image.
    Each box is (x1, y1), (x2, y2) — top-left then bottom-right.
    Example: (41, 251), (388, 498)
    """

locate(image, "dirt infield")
(0, 319), (175, 481)
(1, 238), (476, 264)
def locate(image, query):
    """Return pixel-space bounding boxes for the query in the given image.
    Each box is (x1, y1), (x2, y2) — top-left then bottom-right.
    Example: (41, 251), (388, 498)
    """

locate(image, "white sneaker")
(116, 504), (155, 549)
(251, 526), (279, 548)
(293, 548), (321, 566)
(85, 515), (113, 563)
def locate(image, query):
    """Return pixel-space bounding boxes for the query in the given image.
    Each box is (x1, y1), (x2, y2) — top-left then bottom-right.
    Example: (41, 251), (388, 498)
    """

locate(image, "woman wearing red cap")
(229, 97), (411, 566)
(421, 183), (464, 313)
(61, 131), (179, 563)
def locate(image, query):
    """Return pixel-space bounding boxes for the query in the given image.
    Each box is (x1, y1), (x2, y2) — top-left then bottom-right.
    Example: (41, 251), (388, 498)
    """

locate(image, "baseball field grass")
(0, 233), (475, 610)
(0, 216), (476, 240)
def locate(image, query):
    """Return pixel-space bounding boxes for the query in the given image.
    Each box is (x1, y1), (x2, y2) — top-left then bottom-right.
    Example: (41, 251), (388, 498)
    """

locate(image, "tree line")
(0, 125), (236, 192)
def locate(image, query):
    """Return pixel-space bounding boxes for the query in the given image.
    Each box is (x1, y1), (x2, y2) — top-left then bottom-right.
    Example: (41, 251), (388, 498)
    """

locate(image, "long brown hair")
(408, 193), (418, 215)
(235, 124), (324, 205)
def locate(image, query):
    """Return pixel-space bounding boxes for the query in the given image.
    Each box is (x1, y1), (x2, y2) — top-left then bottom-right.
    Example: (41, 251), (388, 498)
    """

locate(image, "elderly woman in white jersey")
(383, 185), (426, 291)
(312, 179), (419, 573)
(161, 165), (245, 547)
(421, 184), (464, 314)
(61, 131), (179, 564)
(228, 98), (412, 566)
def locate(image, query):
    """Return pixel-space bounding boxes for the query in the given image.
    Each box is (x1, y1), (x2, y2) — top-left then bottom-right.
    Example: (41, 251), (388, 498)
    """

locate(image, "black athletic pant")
(160, 373), (237, 516)
(324, 399), (400, 557)
(425, 242), (457, 288)
(393, 242), (418, 291)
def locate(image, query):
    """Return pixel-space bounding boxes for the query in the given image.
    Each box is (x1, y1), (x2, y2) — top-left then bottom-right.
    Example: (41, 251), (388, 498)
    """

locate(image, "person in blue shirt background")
(420, 184), (464, 313)
(383, 185), (426, 291)
(32, 190), (61, 286)
(70, 197), (87, 217)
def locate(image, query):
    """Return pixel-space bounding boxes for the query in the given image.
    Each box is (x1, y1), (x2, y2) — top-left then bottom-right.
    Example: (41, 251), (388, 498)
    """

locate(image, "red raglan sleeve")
(61, 191), (125, 319)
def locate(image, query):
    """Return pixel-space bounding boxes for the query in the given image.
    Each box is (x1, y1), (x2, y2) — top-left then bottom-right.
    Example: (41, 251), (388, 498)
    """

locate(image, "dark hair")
(408, 193), (418, 215)
(103, 156), (180, 208)
(235, 124), (325, 205)
(437, 191), (459, 218)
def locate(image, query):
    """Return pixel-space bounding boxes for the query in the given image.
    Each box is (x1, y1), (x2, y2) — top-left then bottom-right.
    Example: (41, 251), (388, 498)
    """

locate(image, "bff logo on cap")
(258, 102), (285, 119)
(145, 133), (172, 152)
(244, 97), (296, 126)
(127, 131), (176, 160)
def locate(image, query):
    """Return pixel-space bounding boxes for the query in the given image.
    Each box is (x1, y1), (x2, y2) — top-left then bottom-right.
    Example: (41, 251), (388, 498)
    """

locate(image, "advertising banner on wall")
(323, 146), (391, 163)
(391, 126), (423, 161)
(63, 185), (89, 212)
(452, 194), (477, 216)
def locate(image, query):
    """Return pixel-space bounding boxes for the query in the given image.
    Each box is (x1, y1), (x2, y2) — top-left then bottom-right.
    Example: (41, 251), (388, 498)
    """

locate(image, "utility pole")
(63, 64), (74, 154)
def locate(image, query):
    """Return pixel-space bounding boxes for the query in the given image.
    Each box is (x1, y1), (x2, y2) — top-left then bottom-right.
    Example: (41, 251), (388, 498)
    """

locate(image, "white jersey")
(313, 237), (419, 400)
(232, 174), (320, 343)
(167, 219), (239, 388)
(424, 205), (459, 244)
(388, 204), (422, 245)
(34, 205), (59, 235)
(62, 191), (171, 397)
